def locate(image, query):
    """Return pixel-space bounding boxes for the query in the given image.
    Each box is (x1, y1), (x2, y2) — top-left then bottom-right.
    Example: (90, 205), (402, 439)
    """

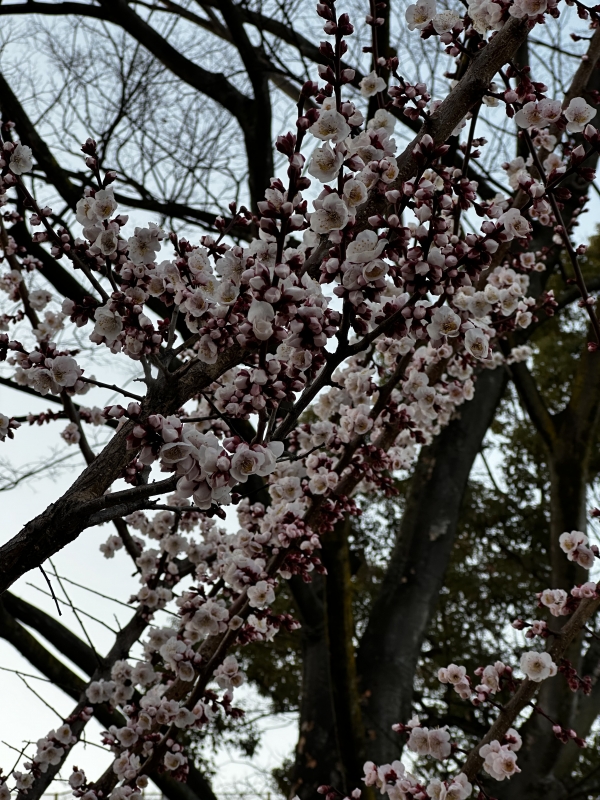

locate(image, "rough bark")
(290, 518), (368, 799)
(289, 575), (345, 800)
(321, 517), (367, 790)
(357, 366), (508, 765)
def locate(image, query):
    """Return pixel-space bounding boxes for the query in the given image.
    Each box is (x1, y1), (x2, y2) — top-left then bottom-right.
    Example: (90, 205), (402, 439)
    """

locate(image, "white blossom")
(405, 0), (436, 29)
(93, 305), (123, 343)
(515, 99), (560, 129)
(343, 179), (368, 208)
(9, 144), (33, 175)
(428, 728), (452, 759)
(164, 751), (186, 771)
(510, 0), (547, 15)
(93, 188), (118, 220)
(308, 143), (344, 182)
(94, 229), (119, 256)
(427, 306), (461, 339)
(346, 230), (387, 263)
(564, 97), (597, 133)
(127, 224), (162, 265)
(310, 193), (349, 234)
(464, 328), (489, 359)
(49, 355), (82, 387)
(61, 421), (81, 445)
(432, 9), (460, 32)
(247, 580), (276, 608)
(309, 109), (351, 143)
(480, 741), (521, 781)
(498, 208), (531, 239)
(520, 651), (557, 682)
(359, 70), (386, 97)
(29, 289), (53, 311)
(467, 0), (504, 34)
(230, 445), (266, 483)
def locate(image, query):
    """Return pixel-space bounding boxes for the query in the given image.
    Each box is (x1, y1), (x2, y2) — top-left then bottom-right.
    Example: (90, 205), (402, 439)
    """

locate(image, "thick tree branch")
(0, 596), (218, 800)
(0, 70), (81, 207)
(320, 516), (366, 792)
(504, 355), (557, 450)
(0, 343), (244, 595)
(2, 591), (99, 676)
(13, 606), (148, 800)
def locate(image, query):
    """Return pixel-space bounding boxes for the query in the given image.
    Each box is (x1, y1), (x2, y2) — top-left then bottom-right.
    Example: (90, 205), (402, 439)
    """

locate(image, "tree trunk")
(357, 366), (507, 765)
(495, 439), (589, 800)
(500, 344), (600, 800)
(289, 574), (345, 799)
(242, 90), (274, 210)
(321, 518), (369, 791)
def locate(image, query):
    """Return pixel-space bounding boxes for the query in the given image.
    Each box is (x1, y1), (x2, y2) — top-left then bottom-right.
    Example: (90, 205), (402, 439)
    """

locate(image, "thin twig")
(79, 376), (144, 401)
(27, 583), (117, 635)
(38, 565), (62, 616)
(17, 674), (63, 720)
(49, 573), (135, 610)
(522, 128), (600, 343)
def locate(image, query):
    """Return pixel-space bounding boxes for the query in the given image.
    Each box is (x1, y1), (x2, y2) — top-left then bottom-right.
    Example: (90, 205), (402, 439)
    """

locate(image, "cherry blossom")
(346, 230), (388, 263)
(498, 208), (532, 239)
(247, 580), (276, 608)
(564, 97), (597, 133)
(427, 307), (462, 339)
(310, 192), (349, 233)
(309, 108), (351, 142)
(93, 305), (123, 343)
(480, 740), (521, 780)
(407, 725), (451, 759)
(515, 98), (561, 128)
(359, 70), (387, 97)
(510, 0), (548, 19)
(467, 0), (504, 34)
(464, 328), (490, 359)
(405, 0), (436, 30)
(308, 142), (345, 182)
(8, 143), (33, 175)
(520, 651), (558, 682)
(1, 1), (600, 797)
(432, 9), (460, 32)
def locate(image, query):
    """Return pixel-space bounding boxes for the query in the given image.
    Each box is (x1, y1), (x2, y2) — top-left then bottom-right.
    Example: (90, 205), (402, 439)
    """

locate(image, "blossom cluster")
(1, 0), (600, 795)
(363, 759), (472, 800)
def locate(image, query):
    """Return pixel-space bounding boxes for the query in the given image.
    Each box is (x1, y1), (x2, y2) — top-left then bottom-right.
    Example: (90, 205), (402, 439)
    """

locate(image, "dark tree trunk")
(321, 518), (368, 790)
(289, 575), (345, 800)
(244, 117), (275, 211)
(500, 342), (600, 800)
(356, 366), (507, 765)
(289, 518), (373, 800)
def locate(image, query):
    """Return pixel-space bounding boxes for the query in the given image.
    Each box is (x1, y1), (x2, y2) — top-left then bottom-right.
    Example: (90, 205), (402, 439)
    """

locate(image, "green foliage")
(240, 584), (303, 715)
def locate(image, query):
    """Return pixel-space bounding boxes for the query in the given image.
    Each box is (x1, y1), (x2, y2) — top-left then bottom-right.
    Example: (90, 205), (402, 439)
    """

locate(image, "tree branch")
(0, 596), (218, 800)
(504, 353), (557, 450)
(461, 591), (600, 781)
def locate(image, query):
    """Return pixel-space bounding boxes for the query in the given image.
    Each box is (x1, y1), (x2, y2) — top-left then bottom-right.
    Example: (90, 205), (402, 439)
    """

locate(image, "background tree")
(0, 3), (599, 800)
